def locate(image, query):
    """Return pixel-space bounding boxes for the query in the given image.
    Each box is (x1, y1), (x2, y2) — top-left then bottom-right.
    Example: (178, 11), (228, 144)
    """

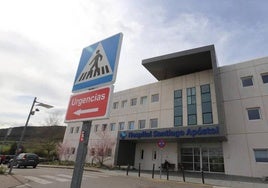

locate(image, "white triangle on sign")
(75, 43), (113, 85)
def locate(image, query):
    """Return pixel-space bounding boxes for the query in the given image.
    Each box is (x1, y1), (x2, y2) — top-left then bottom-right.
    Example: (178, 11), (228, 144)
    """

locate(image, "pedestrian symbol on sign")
(75, 43), (112, 85)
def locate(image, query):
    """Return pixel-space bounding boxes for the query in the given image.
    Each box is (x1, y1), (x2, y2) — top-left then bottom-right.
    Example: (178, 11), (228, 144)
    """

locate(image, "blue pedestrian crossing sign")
(72, 33), (123, 92)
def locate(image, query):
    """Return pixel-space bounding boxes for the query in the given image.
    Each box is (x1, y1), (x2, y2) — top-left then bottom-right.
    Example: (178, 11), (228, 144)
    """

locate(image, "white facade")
(62, 46), (268, 178)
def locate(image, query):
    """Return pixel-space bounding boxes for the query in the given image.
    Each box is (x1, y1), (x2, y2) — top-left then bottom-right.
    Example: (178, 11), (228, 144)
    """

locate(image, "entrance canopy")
(142, 45), (215, 81)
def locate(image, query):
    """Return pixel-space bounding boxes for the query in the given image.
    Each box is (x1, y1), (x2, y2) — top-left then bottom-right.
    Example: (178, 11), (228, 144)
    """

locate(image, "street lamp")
(8, 97), (53, 174)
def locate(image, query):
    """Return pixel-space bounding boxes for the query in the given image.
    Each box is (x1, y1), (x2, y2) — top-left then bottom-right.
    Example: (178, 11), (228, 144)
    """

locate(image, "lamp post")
(8, 97), (53, 174)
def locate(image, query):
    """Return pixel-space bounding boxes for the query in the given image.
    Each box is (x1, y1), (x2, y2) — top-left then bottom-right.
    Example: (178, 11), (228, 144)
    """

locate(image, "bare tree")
(89, 130), (115, 167)
(45, 111), (62, 126)
(56, 142), (72, 161)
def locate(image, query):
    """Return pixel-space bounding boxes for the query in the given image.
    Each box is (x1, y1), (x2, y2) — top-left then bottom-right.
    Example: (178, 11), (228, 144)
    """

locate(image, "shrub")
(0, 165), (7, 174)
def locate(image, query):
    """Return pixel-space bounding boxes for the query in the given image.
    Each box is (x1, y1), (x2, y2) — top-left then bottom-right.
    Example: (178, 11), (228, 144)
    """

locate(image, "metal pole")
(126, 164), (129, 176)
(160, 149), (162, 179)
(71, 121), (91, 188)
(9, 97), (37, 174)
(138, 163), (141, 177)
(201, 168), (205, 184)
(152, 163), (155, 179)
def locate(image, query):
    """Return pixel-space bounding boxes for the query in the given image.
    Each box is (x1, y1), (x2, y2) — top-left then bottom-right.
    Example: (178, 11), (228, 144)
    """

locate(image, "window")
(254, 149), (268, 162)
(110, 123), (116, 131)
(128, 121), (135, 130)
(121, 100), (127, 108)
(75, 127), (80, 133)
(201, 84), (213, 124)
(241, 76), (253, 87)
(140, 149), (144, 160)
(119, 122), (125, 130)
(70, 127), (74, 134)
(94, 124), (99, 132)
(130, 98), (137, 106)
(102, 124), (107, 131)
(150, 118), (158, 128)
(174, 89), (183, 126)
(140, 96), (147, 105)
(151, 94), (159, 103)
(261, 73), (268, 84)
(187, 87), (197, 125)
(138, 120), (146, 129)
(113, 102), (119, 109)
(247, 108), (261, 120)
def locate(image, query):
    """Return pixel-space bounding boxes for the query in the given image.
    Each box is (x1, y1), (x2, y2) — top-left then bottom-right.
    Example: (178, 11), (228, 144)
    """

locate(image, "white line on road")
(24, 176), (52, 184)
(40, 175), (70, 182)
(57, 174), (72, 179)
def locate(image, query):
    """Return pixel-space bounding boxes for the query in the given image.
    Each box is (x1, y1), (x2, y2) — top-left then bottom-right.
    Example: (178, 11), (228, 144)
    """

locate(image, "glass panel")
(203, 113), (213, 124)
(201, 93), (211, 102)
(202, 102), (212, 113)
(201, 84), (210, 93)
(194, 148), (200, 155)
(175, 106), (183, 116)
(181, 148), (193, 155)
(182, 156), (193, 162)
(182, 163), (193, 170)
(194, 156), (200, 162)
(188, 104), (196, 114)
(174, 98), (182, 106)
(194, 162), (201, 171)
(174, 116), (182, 126)
(187, 88), (191, 96)
(174, 90), (182, 98)
(191, 96), (196, 104)
(210, 164), (224, 172)
(202, 163), (209, 171)
(191, 88), (196, 95)
(188, 115), (197, 125)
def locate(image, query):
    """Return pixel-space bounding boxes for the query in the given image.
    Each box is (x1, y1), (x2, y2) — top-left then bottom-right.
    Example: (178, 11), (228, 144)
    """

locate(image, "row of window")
(112, 94), (159, 109)
(94, 118), (158, 132)
(69, 126), (80, 134)
(174, 84), (213, 126)
(241, 73), (268, 87)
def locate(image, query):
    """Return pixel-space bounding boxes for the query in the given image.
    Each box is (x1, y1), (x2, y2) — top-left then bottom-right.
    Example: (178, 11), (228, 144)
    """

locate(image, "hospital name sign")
(120, 125), (223, 140)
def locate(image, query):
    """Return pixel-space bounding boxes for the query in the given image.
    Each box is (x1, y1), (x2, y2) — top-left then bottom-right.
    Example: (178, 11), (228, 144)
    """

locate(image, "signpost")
(68, 33), (123, 188)
(157, 139), (166, 179)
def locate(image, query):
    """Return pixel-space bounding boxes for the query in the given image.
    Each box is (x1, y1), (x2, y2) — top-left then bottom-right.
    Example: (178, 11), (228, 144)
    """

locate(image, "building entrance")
(181, 146), (224, 173)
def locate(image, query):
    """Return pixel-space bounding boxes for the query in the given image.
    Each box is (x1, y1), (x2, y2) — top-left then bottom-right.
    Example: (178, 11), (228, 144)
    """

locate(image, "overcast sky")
(1, 0), (268, 129)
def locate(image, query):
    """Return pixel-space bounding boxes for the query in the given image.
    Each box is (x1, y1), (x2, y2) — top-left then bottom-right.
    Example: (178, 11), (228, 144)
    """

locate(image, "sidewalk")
(1, 164), (268, 188)
(0, 174), (27, 188)
(113, 168), (268, 188)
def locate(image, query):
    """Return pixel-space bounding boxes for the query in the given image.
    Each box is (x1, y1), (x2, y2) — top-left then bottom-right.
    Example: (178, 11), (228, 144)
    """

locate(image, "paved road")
(11, 167), (211, 188)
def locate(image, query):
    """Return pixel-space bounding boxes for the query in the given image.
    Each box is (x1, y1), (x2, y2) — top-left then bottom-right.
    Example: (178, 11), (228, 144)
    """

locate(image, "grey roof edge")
(142, 44), (215, 64)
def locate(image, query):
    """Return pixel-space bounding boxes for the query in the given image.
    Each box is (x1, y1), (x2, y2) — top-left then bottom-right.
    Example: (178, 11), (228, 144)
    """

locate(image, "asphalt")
(1, 164), (268, 188)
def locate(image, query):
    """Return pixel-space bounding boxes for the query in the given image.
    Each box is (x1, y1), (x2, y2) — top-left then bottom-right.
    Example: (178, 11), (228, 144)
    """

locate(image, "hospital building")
(62, 45), (268, 178)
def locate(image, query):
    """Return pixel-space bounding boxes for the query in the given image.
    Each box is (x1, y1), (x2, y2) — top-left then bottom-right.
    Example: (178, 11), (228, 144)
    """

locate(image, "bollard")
(166, 164), (169, 180)
(152, 164), (155, 179)
(181, 166), (185, 182)
(126, 164), (130, 176)
(201, 168), (205, 184)
(138, 163), (141, 177)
